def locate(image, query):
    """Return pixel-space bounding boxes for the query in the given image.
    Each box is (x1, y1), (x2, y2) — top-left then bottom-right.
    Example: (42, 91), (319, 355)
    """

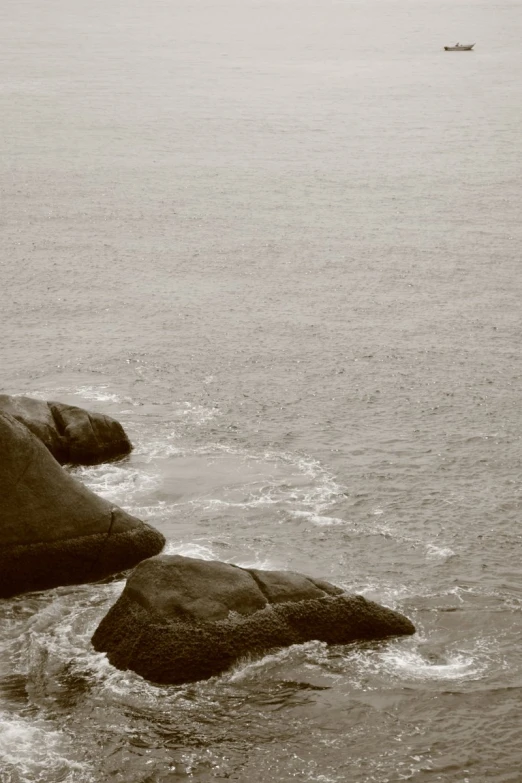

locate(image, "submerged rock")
(0, 394), (132, 465)
(0, 412), (165, 598)
(92, 555), (415, 684)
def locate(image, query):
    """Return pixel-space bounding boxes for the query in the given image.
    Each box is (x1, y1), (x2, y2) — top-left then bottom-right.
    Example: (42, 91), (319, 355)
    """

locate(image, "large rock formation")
(0, 395), (132, 465)
(92, 555), (415, 684)
(0, 412), (165, 598)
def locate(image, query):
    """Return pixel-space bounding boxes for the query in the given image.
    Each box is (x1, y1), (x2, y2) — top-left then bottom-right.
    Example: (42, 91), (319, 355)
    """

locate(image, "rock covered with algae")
(92, 554), (416, 684)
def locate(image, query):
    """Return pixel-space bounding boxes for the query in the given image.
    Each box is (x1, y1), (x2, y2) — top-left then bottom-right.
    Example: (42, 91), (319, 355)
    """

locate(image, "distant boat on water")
(444, 43), (475, 51)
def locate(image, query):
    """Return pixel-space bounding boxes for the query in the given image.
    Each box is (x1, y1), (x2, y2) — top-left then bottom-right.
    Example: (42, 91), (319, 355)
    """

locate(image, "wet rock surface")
(0, 412), (165, 598)
(92, 555), (416, 684)
(0, 394), (132, 465)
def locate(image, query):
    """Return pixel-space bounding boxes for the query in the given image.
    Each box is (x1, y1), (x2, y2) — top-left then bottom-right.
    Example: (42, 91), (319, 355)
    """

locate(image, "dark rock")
(92, 555), (415, 684)
(0, 394), (132, 465)
(0, 412), (165, 598)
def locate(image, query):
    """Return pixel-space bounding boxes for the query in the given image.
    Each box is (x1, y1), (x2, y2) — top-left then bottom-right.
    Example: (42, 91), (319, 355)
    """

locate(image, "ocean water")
(1, 0), (522, 780)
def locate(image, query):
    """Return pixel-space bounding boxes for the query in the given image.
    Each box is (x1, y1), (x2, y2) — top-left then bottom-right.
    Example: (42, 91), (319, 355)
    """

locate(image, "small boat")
(444, 43), (475, 51)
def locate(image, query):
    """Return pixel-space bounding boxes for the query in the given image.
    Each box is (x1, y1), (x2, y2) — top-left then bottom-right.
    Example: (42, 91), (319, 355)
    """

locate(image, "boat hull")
(444, 44), (474, 51)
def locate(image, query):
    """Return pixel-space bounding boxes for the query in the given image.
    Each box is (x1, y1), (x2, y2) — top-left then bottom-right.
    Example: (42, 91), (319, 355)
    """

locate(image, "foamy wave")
(132, 439), (182, 461)
(290, 455), (342, 508)
(74, 385), (123, 404)
(129, 423), (181, 461)
(156, 546), (281, 576)
(425, 544), (456, 563)
(379, 648), (483, 681)
(227, 641), (326, 682)
(15, 384), (132, 408)
(200, 448), (343, 513)
(199, 494), (280, 510)
(0, 713), (91, 782)
(0, 589), (118, 782)
(128, 445), (344, 520)
(73, 464), (160, 505)
(369, 520), (397, 538)
(128, 501), (182, 519)
(71, 433), (346, 545)
(14, 388), (67, 401)
(232, 556), (277, 570)
(164, 542), (217, 560)
(290, 510), (345, 526)
(337, 580), (416, 609)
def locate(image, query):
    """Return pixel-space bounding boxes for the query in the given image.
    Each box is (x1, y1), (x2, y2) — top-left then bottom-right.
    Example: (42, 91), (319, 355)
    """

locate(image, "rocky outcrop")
(92, 555), (415, 684)
(0, 412), (165, 598)
(0, 395), (132, 465)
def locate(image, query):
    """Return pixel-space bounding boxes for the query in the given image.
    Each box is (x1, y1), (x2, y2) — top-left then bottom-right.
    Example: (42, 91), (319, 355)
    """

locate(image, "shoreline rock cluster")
(0, 397), (164, 598)
(1, 395), (415, 685)
(0, 394), (133, 466)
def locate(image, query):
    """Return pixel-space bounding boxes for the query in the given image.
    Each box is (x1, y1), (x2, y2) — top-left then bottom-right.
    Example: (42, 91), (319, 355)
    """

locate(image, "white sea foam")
(133, 440), (182, 460)
(199, 493), (280, 509)
(0, 592), (110, 780)
(127, 443), (345, 519)
(73, 463), (160, 505)
(379, 648), (483, 681)
(74, 385), (123, 404)
(233, 555), (277, 570)
(162, 544), (277, 572)
(14, 388), (67, 401)
(14, 384), (133, 409)
(425, 544), (456, 563)
(335, 579), (417, 610)
(164, 541), (217, 560)
(227, 641), (325, 682)
(128, 500), (182, 519)
(0, 713), (91, 782)
(290, 510), (345, 526)
(130, 426), (181, 461)
(17, 384), (124, 405)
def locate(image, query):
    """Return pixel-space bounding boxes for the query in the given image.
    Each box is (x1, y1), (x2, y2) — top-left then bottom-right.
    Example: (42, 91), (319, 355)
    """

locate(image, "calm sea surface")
(1, 0), (522, 780)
